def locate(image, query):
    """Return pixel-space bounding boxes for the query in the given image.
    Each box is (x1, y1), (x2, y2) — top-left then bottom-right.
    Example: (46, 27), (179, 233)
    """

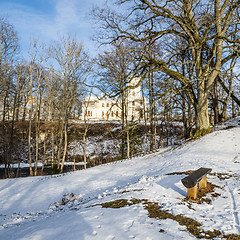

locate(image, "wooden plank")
(181, 168), (212, 188)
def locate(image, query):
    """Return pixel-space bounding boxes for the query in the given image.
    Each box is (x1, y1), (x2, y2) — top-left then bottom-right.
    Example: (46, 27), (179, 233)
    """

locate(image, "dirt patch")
(144, 201), (222, 239)
(118, 189), (144, 194)
(100, 198), (145, 208)
(166, 170), (195, 175)
(210, 172), (233, 181)
(99, 198), (240, 239)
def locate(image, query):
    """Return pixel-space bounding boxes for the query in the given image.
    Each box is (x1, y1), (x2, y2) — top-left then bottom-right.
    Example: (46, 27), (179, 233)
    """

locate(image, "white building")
(81, 79), (146, 121)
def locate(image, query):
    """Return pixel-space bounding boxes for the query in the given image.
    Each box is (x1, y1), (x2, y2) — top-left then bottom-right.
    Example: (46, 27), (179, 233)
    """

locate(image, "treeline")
(0, 17), (90, 177)
(1, 0), (240, 178)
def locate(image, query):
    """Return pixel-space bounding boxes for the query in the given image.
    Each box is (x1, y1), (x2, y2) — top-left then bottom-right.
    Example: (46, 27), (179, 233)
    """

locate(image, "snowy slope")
(0, 118), (240, 240)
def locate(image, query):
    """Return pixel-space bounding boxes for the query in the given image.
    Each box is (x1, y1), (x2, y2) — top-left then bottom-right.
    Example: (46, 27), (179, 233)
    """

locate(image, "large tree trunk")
(195, 96), (210, 136)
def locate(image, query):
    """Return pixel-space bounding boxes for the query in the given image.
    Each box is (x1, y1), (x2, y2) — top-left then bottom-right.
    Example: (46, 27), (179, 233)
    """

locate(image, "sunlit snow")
(0, 117), (240, 239)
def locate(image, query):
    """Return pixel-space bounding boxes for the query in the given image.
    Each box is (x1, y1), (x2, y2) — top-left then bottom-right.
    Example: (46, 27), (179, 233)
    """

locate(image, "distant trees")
(0, 17), (19, 177)
(26, 40), (47, 176)
(22, 37), (91, 176)
(48, 36), (90, 173)
(0, 16), (91, 177)
(95, 40), (141, 158)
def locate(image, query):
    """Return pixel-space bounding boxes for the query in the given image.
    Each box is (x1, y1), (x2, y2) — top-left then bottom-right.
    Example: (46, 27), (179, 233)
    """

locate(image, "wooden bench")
(181, 168), (212, 199)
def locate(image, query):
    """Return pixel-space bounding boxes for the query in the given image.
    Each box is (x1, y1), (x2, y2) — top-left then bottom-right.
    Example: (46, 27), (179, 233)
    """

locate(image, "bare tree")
(95, 40), (140, 158)
(0, 17), (19, 177)
(48, 36), (90, 173)
(93, 0), (240, 135)
(25, 40), (47, 176)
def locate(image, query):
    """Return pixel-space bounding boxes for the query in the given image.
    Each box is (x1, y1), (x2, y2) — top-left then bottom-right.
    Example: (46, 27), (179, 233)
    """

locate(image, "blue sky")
(0, 0), (105, 56)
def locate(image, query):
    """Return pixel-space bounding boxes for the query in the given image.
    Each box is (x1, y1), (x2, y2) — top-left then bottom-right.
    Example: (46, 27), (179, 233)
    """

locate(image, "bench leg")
(199, 176), (207, 188)
(187, 184), (197, 199)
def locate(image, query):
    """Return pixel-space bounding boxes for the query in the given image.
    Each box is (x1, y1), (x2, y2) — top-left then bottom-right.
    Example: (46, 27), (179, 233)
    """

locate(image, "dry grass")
(99, 198), (240, 239)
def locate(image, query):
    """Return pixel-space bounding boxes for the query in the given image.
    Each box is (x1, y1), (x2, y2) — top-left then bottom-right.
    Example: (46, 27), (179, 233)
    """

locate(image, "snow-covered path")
(0, 120), (240, 239)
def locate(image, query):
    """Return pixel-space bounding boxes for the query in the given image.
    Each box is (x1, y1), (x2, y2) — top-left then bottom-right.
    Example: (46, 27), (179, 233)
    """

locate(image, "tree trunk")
(28, 92), (34, 176)
(148, 71), (154, 151)
(34, 126), (39, 176)
(121, 94), (126, 159)
(154, 125), (157, 151)
(73, 148), (76, 171)
(195, 97), (210, 136)
(146, 136), (150, 152)
(83, 133), (87, 169)
(60, 122), (68, 173)
(2, 93), (9, 178)
(41, 135), (46, 176)
(28, 119), (33, 176)
(213, 80), (219, 125)
(126, 124), (130, 158)
(232, 99), (235, 119)
(57, 121), (64, 169)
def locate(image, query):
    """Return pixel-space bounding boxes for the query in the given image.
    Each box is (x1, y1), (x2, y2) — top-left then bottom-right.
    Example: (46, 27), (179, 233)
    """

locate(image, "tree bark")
(195, 96), (210, 136)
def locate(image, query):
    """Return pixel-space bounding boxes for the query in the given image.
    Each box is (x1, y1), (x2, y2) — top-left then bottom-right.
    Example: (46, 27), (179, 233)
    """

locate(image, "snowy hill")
(0, 117), (240, 240)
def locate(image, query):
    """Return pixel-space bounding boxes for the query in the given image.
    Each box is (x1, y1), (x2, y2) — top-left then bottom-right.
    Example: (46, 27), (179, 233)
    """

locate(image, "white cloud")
(0, 0), (105, 56)
(0, 2), (55, 46)
(55, 0), (81, 26)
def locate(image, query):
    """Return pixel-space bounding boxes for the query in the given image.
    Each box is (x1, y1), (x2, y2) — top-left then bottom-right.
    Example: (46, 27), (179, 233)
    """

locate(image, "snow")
(0, 163), (30, 168)
(0, 162), (85, 168)
(0, 117), (240, 239)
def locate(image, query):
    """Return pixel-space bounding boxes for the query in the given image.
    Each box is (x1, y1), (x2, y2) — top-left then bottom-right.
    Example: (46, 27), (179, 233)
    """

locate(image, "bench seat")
(181, 167), (212, 199)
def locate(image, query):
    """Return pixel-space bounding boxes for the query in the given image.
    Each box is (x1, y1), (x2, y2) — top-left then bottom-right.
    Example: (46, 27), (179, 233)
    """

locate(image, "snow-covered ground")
(0, 117), (240, 239)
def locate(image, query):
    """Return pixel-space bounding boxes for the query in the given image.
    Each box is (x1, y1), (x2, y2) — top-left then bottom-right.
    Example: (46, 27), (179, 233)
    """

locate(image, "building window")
(107, 103), (109, 107)
(132, 101), (135, 106)
(88, 111), (91, 116)
(102, 111), (104, 117)
(111, 111), (114, 117)
(116, 111), (118, 117)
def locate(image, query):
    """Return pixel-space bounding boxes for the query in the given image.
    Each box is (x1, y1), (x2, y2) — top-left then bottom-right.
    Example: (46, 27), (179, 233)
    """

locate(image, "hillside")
(0, 117), (240, 239)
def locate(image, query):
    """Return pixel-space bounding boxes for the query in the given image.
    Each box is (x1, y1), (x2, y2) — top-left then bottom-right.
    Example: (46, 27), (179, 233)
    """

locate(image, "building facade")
(81, 79), (146, 121)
